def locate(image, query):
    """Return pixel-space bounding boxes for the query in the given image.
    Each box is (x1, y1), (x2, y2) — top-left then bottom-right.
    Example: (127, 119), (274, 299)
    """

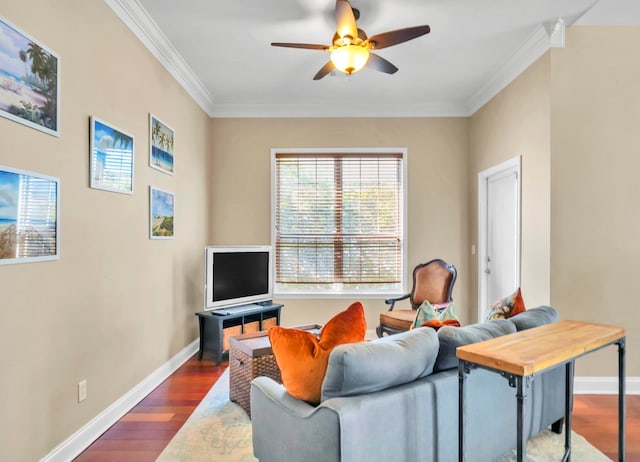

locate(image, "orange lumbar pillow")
(268, 301), (367, 404)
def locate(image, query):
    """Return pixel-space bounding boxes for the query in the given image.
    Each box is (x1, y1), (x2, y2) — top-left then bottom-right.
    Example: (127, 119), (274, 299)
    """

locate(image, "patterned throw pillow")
(268, 301), (366, 404)
(485, 287), (526, 321)
(412, 300), (460, 330)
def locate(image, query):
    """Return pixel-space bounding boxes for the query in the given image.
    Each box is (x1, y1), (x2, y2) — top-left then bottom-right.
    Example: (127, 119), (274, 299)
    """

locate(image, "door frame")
(477, 155), (522, 320)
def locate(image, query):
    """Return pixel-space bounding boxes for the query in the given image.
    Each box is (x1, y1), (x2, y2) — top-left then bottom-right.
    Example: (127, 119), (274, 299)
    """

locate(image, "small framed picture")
(0, 165), (60, 265)
(0, 16), (61, 137)
(150, 186), (174, 239)
(90, 116), (134, 194)
(149, 114), (174, 175)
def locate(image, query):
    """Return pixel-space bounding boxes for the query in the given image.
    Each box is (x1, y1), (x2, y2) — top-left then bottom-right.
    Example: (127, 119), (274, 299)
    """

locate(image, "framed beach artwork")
(150, 186), (174, 239)
(149, 114), (175, 175)
(0, 165), (60, 265)
(0, 16), (60, 136)
(90, 116), (134, 195)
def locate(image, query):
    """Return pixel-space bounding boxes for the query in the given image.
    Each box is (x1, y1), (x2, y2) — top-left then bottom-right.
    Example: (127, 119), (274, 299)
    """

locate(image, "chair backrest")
(409, 259), (457, 309)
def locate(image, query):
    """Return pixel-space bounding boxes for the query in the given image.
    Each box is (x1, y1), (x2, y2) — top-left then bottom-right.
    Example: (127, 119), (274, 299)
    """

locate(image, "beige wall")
(469, 55), (552, 320)
(550, 26), (640, 377)
(0, 1), (210, 460)
(210, 118), (470, 328)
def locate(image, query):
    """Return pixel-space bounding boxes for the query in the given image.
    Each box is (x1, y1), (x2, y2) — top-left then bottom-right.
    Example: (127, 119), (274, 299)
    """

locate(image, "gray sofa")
(251, 306), (566, 462)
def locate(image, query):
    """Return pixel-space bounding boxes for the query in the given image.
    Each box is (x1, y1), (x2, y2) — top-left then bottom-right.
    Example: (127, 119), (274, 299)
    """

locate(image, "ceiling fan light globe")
(330, 45), (369, 75)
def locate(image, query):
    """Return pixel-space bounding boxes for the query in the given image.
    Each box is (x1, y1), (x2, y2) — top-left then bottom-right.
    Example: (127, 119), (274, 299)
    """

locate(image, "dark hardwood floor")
(74, 355), (226, 462)
(76, 354), (639, 461)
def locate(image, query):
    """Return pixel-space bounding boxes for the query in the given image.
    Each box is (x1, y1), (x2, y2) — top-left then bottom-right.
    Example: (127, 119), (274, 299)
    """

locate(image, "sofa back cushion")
(321, 327), (439, 401)
(434, 319), (516, 372)
(509, 305), (559, 331)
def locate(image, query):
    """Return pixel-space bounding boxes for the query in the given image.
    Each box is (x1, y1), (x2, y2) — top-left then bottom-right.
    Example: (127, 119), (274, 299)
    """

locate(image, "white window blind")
(274, 152), (404, 294)
(16, 175), (58, 258)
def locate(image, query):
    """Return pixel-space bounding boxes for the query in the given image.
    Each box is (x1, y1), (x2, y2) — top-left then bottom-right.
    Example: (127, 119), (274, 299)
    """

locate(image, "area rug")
(157, 369), (610, 462)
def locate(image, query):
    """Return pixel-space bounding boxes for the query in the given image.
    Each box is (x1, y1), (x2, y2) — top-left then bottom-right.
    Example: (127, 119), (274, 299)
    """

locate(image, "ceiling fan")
(271, 0), (431, 80)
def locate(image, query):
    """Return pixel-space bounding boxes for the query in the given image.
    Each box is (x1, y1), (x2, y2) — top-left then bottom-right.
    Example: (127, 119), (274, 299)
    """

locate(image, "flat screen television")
(204, 245), (273, 311)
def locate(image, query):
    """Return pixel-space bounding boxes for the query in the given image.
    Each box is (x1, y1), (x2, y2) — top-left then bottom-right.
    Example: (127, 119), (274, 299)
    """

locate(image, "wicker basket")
(222, 325), (243, 352)
(262, 316), (278, 330)
(229, 345), (282, 417)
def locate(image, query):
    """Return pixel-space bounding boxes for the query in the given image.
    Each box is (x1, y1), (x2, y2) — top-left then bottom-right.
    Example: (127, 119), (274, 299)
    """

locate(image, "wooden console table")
(195, 303), (283, 364)
(456, 320), (625, 462)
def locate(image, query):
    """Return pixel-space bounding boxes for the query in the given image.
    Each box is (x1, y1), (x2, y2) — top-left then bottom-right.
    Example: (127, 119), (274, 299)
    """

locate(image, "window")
(272, 149), (405, 296)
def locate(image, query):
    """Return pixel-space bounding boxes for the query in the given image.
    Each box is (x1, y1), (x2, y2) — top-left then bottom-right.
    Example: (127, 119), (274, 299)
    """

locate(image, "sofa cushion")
(485, 287), (526, 321)
(321, 327), (439, 401)
(509, 305), (559, 331)
(434, 319), (516, 372)
(269, 301), (366, 404)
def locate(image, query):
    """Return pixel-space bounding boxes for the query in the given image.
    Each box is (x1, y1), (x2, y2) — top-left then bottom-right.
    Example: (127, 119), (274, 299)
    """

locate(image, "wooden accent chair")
(376, 259), (457, 337)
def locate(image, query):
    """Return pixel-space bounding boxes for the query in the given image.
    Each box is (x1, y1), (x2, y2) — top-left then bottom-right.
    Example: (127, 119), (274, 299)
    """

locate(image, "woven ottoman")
(229, 325), (321, 417)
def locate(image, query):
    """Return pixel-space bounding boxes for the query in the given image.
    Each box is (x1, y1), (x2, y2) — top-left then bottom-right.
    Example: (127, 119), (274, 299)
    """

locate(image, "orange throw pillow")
(268, 301), (367, 404)
(421, 318), (461, 331)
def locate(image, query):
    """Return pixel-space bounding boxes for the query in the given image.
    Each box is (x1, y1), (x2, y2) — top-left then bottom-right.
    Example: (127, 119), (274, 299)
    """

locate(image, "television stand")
(195, 302), (283, 365)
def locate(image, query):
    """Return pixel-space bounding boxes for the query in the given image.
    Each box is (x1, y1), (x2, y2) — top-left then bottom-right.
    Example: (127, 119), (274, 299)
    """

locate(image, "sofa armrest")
(509, 305), (559, 331)
(251, 376), (318, 417)
(251, 377), (341, 462)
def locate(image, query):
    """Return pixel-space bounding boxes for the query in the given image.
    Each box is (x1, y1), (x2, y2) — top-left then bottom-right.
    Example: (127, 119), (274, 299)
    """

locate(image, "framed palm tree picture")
(0, 16), (60, 136)
(150, 186), (174, 239)
(149, 114), (175, 175)
(90, 116), (134, 195)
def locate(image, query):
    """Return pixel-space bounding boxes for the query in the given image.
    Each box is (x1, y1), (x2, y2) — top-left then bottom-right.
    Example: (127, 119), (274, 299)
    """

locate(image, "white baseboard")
(574, 376), (640, 395)
(41, 339), (199, 462)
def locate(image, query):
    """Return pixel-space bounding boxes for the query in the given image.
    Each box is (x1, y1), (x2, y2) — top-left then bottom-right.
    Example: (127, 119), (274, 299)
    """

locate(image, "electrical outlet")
(78, 380), (87, 403)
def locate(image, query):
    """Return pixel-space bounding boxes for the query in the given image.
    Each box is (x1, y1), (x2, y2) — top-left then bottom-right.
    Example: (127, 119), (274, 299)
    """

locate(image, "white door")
(478, 157), (521, 321)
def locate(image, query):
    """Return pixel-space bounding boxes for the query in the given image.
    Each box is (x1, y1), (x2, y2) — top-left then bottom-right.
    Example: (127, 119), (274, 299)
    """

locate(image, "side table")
(456, 320), (625, 462)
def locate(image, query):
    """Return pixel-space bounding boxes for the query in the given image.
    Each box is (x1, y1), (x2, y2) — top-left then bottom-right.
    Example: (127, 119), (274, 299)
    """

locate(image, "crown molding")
(466, 25), (552, 116)
(104, 0), (216, 116)
(465, 18), (566, 115)
(209, 101), (470, 118)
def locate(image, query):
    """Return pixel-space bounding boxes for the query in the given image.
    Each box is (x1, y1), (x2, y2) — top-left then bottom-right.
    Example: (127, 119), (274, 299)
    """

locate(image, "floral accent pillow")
(412, 300), (460, 330)
(485, 287), (526, 321)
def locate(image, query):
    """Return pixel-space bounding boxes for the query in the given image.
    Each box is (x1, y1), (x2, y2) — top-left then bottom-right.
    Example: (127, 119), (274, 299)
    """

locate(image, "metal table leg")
(618, 337), (626, 462)
(563, 361), (574, 462)
(458, 361), (467, 462)
(516, 376), (526, 462)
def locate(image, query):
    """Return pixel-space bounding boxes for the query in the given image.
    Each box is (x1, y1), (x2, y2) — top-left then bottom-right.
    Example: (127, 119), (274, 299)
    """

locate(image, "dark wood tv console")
(195, 303), (283, 364)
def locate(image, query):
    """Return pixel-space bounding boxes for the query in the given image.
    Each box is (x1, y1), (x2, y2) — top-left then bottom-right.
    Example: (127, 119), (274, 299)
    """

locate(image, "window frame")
(270, 147), (408, 299)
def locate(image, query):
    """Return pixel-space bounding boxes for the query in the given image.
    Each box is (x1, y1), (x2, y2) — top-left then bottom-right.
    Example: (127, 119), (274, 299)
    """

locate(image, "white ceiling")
(106, 0), (640, 118)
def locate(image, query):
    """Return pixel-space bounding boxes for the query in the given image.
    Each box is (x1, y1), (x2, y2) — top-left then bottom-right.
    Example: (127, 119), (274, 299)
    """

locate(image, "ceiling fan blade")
(366, 53), (398, 75)
(313, 61), (336, 80)
(368, 25), (431, 49)
(335, 0), (358, 40)
(271, 42), (329, 50)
